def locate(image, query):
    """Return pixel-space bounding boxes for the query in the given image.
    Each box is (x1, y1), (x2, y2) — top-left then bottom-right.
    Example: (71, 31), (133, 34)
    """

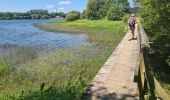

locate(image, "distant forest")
(0, 9), (66, 20)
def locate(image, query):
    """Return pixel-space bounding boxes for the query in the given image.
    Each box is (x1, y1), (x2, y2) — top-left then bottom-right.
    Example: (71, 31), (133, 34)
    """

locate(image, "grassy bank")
(36, 20), (125, 45)
(0, 20), (125, 99)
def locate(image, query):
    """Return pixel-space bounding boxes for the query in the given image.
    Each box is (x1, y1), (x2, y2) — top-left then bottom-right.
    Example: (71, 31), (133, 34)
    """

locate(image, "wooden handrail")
(137, 24), (170, 100)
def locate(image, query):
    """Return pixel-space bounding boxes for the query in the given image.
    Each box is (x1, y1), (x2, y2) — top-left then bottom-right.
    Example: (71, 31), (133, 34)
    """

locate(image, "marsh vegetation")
(0, 20), (125, 99)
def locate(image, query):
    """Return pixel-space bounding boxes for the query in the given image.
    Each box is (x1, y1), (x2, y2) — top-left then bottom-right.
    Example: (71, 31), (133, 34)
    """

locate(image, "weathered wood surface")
(84, 23), (170, 100)
(84, 26), (140, 100)
(138, 24), (150, 49)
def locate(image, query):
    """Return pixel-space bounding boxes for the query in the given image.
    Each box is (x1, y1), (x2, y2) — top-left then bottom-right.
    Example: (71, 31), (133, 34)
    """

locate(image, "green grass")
(36, 20), (125, 45)
(0, 61), (9, 73)
(1, 20), (125, 100)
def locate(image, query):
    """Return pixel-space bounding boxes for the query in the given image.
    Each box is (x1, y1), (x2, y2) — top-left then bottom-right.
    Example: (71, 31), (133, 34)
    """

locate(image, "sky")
(0, 0), (134, 13)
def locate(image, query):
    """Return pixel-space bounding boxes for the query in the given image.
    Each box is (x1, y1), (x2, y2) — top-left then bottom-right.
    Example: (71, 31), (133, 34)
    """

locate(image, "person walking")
(128, 14), (137, 40)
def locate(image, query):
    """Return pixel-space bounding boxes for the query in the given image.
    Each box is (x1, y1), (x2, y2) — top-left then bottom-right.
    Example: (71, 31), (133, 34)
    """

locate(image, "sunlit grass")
(0, 61), (9, 73)
(36, 20), (125, 45)
(1, 20), (125, 99)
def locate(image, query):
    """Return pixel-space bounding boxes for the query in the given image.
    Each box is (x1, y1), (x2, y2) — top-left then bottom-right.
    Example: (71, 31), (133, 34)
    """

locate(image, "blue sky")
(0, 0), (133, 13)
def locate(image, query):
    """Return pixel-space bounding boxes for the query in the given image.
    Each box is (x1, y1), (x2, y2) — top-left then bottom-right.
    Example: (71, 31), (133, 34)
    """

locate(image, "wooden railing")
(135, 23), (170, 100)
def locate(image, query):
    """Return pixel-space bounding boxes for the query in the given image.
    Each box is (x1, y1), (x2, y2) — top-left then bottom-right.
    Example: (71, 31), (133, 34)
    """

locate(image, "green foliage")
(86, 0), (128, 20)
(86, 0), (108, 19)
(122, 14), (129, 23)
(80, 10), (87, 19)
(66, 11), (80, 21)
(40, 15), (49, 19)
(139, 0), (170, 66)
(167, 56), (170, 67)
(0, 10), (66, 20)
(0, 46), (37, 75)
(0, 60), (9, 73)
(56, 12), (66, 18)
(0, 20), (125, 99)
(29, 9), (48, 15)
(31, 14), (40, 19)
(18, 77), (87, 100)
(139, 0), (170, 95)
(107, 4), (124, 20)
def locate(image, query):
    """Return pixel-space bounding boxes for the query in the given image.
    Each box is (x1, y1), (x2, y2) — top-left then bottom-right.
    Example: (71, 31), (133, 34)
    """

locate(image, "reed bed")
(0, 20), (125, 100)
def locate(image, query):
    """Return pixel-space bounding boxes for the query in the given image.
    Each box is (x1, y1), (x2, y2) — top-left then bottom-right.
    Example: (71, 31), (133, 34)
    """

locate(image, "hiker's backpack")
(129, 17), (135, 27)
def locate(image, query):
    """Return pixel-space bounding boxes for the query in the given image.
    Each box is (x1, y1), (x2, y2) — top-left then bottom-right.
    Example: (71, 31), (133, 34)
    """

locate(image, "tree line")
(66, 0), (129, 21)
(0, 9), (65, 20)
(85, 0), (128, 20)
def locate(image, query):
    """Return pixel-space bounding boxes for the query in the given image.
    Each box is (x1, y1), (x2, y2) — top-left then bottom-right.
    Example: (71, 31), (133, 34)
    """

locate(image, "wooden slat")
(139, 53), (145, 90)
(154, 77), (170, 100)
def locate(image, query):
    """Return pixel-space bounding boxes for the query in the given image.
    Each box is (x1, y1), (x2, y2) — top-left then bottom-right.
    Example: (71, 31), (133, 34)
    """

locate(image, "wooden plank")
(140, 53), (145, 90)
(154, 77), (170, 100)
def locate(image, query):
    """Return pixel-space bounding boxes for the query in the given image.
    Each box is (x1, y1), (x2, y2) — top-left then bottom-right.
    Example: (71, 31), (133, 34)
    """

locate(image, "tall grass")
(0, 60), (9, 73)
(0, 20), (125, 100)
(0, 45), (36, 74)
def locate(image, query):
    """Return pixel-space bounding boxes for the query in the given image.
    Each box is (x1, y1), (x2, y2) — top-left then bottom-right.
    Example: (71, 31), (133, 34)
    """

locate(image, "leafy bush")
(86, 0), (108, 20)
(139, 0), (170, 94)
(107, 4), (124, 20)
(40, 15), (49, 19)
(80, 10), (87, 19)
(66, 11), (80, 21)
(31, 14), (40, 19)
(139, 0), (170, 66)
(122, 14), (129, 23)
(86, 0), (128, 20)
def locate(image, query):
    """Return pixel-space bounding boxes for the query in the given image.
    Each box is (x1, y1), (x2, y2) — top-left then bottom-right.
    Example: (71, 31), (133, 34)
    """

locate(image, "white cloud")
(46, 5), (54, 8)
(58, 0), (71, 5)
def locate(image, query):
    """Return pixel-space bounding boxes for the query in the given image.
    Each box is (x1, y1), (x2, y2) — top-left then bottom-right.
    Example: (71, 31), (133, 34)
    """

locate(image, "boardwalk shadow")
(82, 85), (139, 100)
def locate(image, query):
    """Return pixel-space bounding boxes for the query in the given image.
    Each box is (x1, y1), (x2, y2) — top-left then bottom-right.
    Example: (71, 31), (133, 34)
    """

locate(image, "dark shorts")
(130, 26), (135, 31)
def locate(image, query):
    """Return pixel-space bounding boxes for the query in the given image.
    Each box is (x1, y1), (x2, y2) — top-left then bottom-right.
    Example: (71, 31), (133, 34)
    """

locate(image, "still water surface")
(0, 19), (88, 55)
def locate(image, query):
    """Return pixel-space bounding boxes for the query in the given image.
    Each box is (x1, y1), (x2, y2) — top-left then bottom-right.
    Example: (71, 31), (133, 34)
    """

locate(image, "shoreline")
(1, 19), (126, 99)
(35, 20), (125, 45)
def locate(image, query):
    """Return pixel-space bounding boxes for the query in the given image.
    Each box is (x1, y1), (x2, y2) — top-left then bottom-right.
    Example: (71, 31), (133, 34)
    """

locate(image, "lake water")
(0, 19), (88, 56)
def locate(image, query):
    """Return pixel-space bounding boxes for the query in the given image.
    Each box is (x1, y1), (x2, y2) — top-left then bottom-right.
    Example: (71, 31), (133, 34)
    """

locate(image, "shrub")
(66, 11), (80, 21)
(86, 0), (108, 20)
(80, 10), (87, 19)
(40, 15), (49, 19)
(139, 0), (170, 66)
(107, 4), (124, 20)
(31, 14), (40, 19)
(122, 14), (130, 23)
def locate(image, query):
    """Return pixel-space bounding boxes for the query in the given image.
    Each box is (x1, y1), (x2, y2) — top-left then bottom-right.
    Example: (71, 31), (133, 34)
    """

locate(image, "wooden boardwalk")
(85, 29), (140, 100)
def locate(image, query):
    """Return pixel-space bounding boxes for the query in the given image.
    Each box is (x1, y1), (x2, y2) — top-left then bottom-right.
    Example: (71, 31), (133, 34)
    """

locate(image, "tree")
(31, 14), (40, 19)
(66, 11), (80, 21)
(29, 9), (48, 15)
(86, 0), (128, 20)
(80, 10), (87, 19)
(86, 0), (108, 19)
(0, 10), (66, 20)
(57, 12), (66, 18)
(138, 0), (170, 66)
(107, 4), (124, 20)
